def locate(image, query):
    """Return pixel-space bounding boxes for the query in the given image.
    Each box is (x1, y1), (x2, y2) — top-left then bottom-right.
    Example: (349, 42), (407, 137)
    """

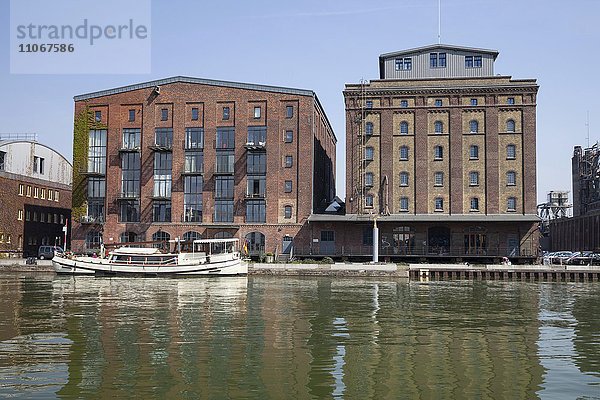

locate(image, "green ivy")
(71, 106), (107, 221)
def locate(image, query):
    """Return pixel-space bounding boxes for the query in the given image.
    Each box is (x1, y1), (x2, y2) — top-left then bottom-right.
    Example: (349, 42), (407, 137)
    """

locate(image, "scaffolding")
(537, 190), (571, 236)
(349, 80), (368, 214)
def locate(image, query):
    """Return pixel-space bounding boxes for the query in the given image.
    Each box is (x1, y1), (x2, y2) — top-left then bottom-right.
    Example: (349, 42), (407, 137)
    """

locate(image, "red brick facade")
(71, 77), (336, 255)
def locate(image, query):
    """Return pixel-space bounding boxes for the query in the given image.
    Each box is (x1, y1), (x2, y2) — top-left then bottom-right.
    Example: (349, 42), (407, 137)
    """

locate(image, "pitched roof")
(379, 44), (499, 60)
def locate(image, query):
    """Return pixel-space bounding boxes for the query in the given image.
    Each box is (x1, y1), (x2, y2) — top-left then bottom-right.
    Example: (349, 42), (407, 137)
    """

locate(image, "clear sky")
(1, 0), (599, 205)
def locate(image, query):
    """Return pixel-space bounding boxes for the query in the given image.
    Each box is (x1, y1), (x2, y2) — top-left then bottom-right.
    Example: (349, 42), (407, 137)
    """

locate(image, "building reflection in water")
(0, 276), (599, 398)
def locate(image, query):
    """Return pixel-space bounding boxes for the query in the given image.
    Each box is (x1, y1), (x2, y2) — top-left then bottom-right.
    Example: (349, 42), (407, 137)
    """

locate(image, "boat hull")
(52, 255), (247, 276)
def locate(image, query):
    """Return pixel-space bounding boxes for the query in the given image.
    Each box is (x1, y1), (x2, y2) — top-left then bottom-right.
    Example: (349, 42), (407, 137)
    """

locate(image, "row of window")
(365, 144), (517, 162)
(17, 184), (60, 201)
(397, 144), (517, 161)
(364, 195), (518, 212)
(392, 53), (483, 71)
(365, 170), (518, 187)
(0, 233), (12, 244)
(17, 209), (66, 224)
(365, 119), (518, 135)
(365, 97), (516, 108)
(96, 105), (296, 124)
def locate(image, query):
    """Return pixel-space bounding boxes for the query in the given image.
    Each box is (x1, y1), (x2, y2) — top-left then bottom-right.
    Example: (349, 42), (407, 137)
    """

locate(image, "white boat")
(52, 238), (247, 276)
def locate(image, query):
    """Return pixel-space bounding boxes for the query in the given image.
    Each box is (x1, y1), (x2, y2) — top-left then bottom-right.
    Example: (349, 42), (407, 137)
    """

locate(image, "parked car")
(38, 246), (64, 260)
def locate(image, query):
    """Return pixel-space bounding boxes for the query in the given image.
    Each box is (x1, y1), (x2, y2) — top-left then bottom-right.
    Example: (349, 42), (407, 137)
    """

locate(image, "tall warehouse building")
(71, 77), (336, 257)
(308, 44), (539, 262)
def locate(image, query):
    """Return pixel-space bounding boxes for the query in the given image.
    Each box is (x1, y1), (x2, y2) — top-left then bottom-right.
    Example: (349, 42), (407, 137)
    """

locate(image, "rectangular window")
(470, 197), (479, 211)
(154, 128), (173, 148)
(26, 185), (31, 197)
(214, 200), (234, 222)
(474, 56), (482, 67)
(87, 199), (104, 221)
(365, 195), (374, 208)
(365, 147), (374, 161)
(361, 172), (372, 187)
(435, 197), (444, 211)
(184, 152), (204, 174)
(18, 184), (24, 196)
(55, 190), (59, 202)
(400, 197), (409, 212)
(435, 99), (442, 107)
(399, 146), (409, 160)
(161, 108), (168, 121)
(247, 176), (266, 197)
(185, 127), (204, 149)
(430, 52), (446, 68)
(129, 109), (135, 122)
(88, 177), (106, 198)
(253, 106), (261, 119)
(507, 171), (516, 186)
(284, 155), (293, 168)
(247, 152), (267, 174)
(366, 100), (373, 109)
(400, 100), (408, 108)
(507, 197), (517, 211)
(216, 127), (235, 149)
(284, 205), (292, 219)
(122, 128), (141, 150)
(470, 145), (479, 160)
(400, 172), (409, 187)
(434, 146), (443, 160)
(465, 55), (473, 68)
(39, 158), (44, 174)
(430, 53), (438, 68)
(284, 130), (293, 143)
(191, 107), (199, 121)
(284, 180), (293, 193)
(18, 209), (23, 221)
(395, 57), (412, 71)
(153, 200), (171, 222)
(184, 175), (203, 222)
(216, 151), (234, 174)
(88, 129), (107, 174)
(121, 152), (140, 198)
(215, 176), (234, 199)
(41, 188), (46, 199)
(507, 144), (516, 160)
(470, 172), (479, 186)
(120, 200), (140, 222)
(434, 171), (444, 186)
(33, 156), (39, 173)
(48, 189), (53, 201)
(94, 110), (101, 122)
(247, 126), (266, 146)
(507, 97), (515, 105)
(0, 151), (6, 171)
(223, 106), (230, 120)
(286, 105), (294, 118)
(25, 211), (31, 221)
(470, 98), (478, 106)
(246, 200), (266, 223)
(34, 187), (39, 198)
(153, 152), (172, 197)
(438, 52), (446, 67)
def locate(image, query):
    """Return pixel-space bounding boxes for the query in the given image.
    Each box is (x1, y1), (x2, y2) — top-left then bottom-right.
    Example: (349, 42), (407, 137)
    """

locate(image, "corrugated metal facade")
(382, 50), (495, 80)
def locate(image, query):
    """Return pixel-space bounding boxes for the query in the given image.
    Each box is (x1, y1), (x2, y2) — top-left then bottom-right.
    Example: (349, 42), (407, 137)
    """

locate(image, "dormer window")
(430, 52), (447, 68)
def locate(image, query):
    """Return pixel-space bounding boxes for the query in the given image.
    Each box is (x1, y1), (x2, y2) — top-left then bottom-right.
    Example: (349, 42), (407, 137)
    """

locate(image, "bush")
(321, 257), (334, 264)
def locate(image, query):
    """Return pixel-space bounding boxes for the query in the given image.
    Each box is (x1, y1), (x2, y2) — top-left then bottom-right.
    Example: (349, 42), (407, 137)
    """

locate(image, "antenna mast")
(438, 0), (441, 44)
(586, 110), (590, 148)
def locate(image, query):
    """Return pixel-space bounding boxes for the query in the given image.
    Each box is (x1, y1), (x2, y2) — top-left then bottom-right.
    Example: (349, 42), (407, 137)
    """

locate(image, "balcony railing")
(244, 192), (265, 199)
(80, 215), (104, 224)
(119, 146), (141, 153)
(244, 141), (266, 150)
(181, 212), (203, 223)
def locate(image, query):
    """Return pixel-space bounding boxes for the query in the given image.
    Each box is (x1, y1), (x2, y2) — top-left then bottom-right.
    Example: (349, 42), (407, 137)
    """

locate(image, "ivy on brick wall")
(71, 105), (107, 222)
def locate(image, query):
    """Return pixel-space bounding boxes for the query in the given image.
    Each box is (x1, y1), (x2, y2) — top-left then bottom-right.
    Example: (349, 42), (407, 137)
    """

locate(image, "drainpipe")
(373, 217), (379, 263)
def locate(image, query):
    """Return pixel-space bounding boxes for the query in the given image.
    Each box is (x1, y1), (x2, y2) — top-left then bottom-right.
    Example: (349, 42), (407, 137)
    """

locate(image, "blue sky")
(1, 0), (599, 205)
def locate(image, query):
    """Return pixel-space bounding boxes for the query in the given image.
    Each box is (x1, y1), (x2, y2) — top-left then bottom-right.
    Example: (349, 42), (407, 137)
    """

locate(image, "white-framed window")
(399, 172), (409, 187)
(507, 197), (517, 211)
(434, 197), (444, 211)
(400, 197), (409, 212)
(253, 106), (261, 119)
(18, 209), (23, 221)
(469, 171), (479, 186)
(34, 187), (39, 198)
(18, 184), (24, 196)
(469, 120), (479, 133)
(55, 190), (59, 201)
(507, 144), (516, 159)
(395, 57), (412, 71)
(506, 119), (516, 132)
(40, 188), (46, 199)
(399, 146), (409, 160)
(364, 172), (374, 187)
(507, 171), (516, 186)
(434, 171), (444, 187)
(400, 121), (409, 134)
(469, 145), (479, 160)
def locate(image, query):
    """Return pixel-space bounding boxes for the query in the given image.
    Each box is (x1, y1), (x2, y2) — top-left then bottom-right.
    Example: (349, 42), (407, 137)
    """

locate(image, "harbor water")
(0, 274), (598, 399)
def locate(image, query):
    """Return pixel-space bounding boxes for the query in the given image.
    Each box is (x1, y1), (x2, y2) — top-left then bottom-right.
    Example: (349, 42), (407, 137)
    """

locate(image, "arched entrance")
(182, 231), (202, 252)
(245, 232), (265, 257)
(428, 226), (450, 255)
(152, 231), (170, 250)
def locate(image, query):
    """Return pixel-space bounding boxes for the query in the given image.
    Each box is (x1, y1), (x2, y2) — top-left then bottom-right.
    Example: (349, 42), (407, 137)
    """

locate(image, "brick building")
(0, 136), (72, 257)
(304, 44), (540, 263)
(71, 76), (336, 257)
